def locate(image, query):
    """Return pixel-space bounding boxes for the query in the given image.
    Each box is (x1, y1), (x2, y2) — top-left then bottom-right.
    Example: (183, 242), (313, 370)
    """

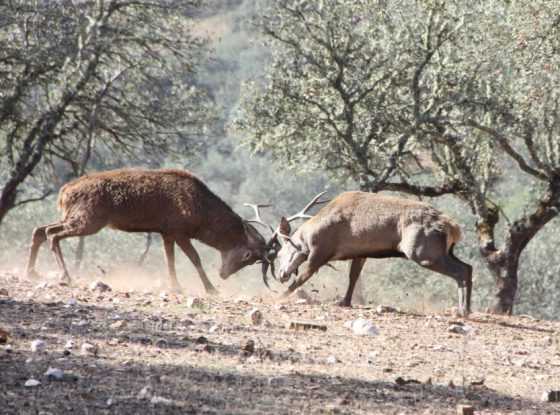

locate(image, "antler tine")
(244, 203), (275, 234)
(287, 191), (330, 223)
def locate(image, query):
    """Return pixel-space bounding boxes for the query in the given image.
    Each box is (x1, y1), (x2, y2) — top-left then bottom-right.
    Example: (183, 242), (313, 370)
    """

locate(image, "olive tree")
(236, 0), (560, 314)
(0, 0), (212, 226)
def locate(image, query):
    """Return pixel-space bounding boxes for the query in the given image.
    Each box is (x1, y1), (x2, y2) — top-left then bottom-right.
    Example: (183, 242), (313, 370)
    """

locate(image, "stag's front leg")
(279, 262), (320, 299)
(162, 235), (182, 294)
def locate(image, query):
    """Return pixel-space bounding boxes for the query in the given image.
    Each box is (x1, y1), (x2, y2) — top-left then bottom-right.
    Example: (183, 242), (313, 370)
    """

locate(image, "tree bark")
(477, 180), (560, 314)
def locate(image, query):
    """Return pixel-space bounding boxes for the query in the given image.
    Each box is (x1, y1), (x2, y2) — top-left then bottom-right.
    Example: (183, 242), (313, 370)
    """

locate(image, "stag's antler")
(286, 191), (330, 223)
(243, 203), (275, 234)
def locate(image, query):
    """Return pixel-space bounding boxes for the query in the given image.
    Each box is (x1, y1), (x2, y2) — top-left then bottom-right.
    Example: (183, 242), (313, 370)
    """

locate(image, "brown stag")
(25, 168), (269, 293)
(272, 191), (472, 315)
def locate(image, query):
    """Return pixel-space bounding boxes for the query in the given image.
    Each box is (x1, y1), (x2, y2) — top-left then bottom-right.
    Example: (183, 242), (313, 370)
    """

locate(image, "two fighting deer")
(26, 168), (472, 315)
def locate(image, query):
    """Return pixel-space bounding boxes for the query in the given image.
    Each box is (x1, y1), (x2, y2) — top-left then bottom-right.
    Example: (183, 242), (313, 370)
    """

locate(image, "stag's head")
(242, 192), (329, 288)
(218, 222), (267, 279)
(276, 217), (308, 283)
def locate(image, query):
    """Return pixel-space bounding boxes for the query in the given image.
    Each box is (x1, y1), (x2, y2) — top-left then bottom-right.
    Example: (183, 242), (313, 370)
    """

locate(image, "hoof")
(204, 286), (220, 297)
(168, 285), (184, 295)
(337, 300), (352, 308)
(26, 270), (42, 280)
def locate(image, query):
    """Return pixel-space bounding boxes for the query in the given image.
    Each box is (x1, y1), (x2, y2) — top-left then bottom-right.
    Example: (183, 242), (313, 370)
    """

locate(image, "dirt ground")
(1, 269), (560, 415)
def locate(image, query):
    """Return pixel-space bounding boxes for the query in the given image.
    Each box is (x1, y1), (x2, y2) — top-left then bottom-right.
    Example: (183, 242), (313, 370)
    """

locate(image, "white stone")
(30, 339), (46, 353)
(45, 367), (64, 380)
(137, 385), (152, 400)
(24, 378), (41, 387)
(344, 318), (379, 336)
(186, 297), (202, 308)
(150, 396), (173, 405)
(326, 355), (339, 364)
(64, 340), (75, 350)
(81, 342), (98, 356)
(248, 308), (263, 326)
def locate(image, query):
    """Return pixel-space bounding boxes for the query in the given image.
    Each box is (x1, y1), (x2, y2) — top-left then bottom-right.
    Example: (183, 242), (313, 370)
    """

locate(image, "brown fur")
(27, 168), (266, 292)
(280, 191), (472, 314)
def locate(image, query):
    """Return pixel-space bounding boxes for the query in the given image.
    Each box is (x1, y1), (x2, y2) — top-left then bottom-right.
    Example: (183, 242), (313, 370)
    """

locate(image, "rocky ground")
(1, 270), (560, 414)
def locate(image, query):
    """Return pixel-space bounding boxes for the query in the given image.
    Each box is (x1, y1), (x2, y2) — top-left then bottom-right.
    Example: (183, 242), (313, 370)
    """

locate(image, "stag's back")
(57, 169), (242, 236)
(297, 191), (461, 258)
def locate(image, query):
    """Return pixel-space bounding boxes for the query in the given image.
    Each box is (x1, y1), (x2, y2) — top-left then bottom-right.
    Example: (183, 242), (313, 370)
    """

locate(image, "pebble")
(448, 324), (473, 335)
(186, 297), (202, 308)
(45, 367), (64, 381)
(248, 308), (263, 326)
(24, 378), (41, 387)
(137, 385), (152, 400)
(150, 396), (173, 405)
(344, 318), (379, 336)
(326, 355), (339, 364)
(89, 280), (111, 293)
(81, 342), (98, 356)
(31, 339), (46, 353)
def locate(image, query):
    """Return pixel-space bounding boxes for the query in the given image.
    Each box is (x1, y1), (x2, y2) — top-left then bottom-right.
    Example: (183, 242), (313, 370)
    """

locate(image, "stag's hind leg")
(175, 236), (218, 295)
(46, 219), (105, 283)
(26, 222), (63, 279)
(401, 228), (471, 315)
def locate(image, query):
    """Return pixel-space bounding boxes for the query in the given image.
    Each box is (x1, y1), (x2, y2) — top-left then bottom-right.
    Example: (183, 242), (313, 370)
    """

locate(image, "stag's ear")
(279, 216), (291, 236)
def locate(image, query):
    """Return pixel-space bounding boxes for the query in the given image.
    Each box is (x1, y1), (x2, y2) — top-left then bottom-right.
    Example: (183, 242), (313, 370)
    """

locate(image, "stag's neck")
(195, 205), (246, 252)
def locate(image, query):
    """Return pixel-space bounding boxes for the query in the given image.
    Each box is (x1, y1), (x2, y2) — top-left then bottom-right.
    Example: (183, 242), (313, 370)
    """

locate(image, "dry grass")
(1, 268), (559, 414)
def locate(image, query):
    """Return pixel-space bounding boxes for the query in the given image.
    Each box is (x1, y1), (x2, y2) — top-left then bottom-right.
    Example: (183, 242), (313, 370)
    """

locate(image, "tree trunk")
(477, 181), (560, 314)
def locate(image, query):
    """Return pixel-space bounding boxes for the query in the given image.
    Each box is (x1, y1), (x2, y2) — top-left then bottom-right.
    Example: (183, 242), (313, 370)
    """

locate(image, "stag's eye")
(243, 251), (252, 262)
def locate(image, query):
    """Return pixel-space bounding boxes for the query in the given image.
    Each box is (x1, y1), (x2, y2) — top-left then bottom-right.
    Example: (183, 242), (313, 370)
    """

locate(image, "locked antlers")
(244, 192), (330, 290)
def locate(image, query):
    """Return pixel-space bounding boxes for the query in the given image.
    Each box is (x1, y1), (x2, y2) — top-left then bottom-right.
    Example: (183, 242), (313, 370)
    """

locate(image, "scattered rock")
(110, 320), (127, 330)
(150, 396), (173, 405)
(44, 367), (64, 381)
(470, 378), (485, 387)
(195, 343), (214, 353)
(0, 328), (8, 344)
(241, 340), (255, 357)
(326, 355), (339, 364)
(159, 292), (169, 302)
(72, 319), (89, 327)
(456, 404), (474, 415)
(542, 390), (560, 402)
(186, 297), (202, 308)
(395, 376), (421, 386)
(89, 280), (111, 293)
(137, 385), (152, 400)
(31, 339), (46, 353)
(248, 308), (263, 326)
(81, 342), (98, 356)
(344, 318), (379, 336)
(448, 324), (473, 335)
(195, 336), (208, 344)
(289, 320), (327, 332)
(34, 282), (50, 290)
(0, 288), (8, 296)
(208, 324), (220, 333)
(376, 305), (398, 314)
(24, 378), (41, 387)
(155, 339), (168, 348)
(64, 340), (75, 350)
(66, 298), (78, 306)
